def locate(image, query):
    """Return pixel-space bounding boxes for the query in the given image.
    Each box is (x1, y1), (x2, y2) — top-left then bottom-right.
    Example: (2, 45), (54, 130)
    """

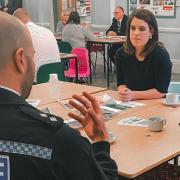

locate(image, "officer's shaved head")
(0, 12), (35, 98)
(0, 12), (31, 70)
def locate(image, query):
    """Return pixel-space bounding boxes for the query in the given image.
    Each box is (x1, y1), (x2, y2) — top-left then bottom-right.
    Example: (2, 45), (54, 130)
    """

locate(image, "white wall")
(23, 0), (54, 30)
(91, 0), (111, 25)
(158, 6), (180, 61)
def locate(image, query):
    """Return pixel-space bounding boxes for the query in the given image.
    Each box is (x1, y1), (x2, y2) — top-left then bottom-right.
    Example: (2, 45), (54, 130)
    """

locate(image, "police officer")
(0, 12), (118, 180)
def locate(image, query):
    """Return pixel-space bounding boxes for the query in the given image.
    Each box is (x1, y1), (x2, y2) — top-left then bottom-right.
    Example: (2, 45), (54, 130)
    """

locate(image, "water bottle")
(49, 73), (60, 99)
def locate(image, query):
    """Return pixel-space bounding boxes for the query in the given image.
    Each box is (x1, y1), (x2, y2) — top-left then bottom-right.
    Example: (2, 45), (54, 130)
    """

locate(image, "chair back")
(64, 48), (90, 78)
(168, 81), (180, 93)
(58, 41), (72, 53)
(37, 62), (65, 84)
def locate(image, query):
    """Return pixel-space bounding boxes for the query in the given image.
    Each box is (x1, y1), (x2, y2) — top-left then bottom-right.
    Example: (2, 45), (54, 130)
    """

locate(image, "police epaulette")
(19, 105), (64, 128)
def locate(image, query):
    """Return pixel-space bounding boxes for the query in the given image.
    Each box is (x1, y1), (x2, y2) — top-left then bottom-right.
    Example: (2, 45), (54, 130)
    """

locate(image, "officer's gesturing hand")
(68, 92), (109, 143)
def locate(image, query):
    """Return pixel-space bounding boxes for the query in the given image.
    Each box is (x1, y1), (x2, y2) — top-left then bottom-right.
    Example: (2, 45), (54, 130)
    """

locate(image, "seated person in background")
(62, 11), (95, 48)
(116, 9), (172, 102)
(0, 0), (5, 11)
(7, 0), (22, 14)
(106, 6), (128, 63)
(56, 9), (69, 35)
(0, 12), (118, 180)
(0, 0), (5, 7)
(13, 8), (60, 82)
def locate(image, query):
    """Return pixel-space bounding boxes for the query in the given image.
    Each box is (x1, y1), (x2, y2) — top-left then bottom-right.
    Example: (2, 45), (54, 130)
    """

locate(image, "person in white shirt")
(13, 8), (60, 82)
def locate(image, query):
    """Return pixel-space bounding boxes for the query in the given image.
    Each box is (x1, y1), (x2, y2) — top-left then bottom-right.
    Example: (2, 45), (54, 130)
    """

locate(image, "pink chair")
(64, 48), (90, 83)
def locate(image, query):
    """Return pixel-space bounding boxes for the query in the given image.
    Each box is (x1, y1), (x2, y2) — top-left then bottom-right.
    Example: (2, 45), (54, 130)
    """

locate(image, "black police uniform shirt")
(0, 88), (118, 180)
(116, 46), (172, 92)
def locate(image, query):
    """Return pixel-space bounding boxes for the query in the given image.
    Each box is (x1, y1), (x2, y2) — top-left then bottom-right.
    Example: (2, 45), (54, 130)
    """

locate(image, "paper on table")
(99, 94), (145, 114)
(59, 99), (83, 110)
(59, 100), (76, 110)
(26, 99), (40, 107)
(117, 116), (149, 127)
(106, 128), (116, 143)
(101, 101), (145, 112)
(118, 101), (145, 108)
(101, 108), (118, 121)
(65, 118), (82, 129)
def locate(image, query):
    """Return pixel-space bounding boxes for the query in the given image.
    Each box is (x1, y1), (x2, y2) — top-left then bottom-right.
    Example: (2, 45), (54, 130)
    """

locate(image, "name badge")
(0, 155), (10, 180)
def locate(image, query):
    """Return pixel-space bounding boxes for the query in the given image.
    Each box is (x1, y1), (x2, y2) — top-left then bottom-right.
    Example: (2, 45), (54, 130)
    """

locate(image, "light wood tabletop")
(92, 36), (126, 44)
(28, 82), (107, 106)
(106, 102), (180, 178)
(38, 94), (180, 178)
(37, 89), (163, 122)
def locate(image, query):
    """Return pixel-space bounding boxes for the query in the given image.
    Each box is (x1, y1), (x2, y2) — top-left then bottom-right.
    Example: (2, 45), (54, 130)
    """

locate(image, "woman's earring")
(149, 36), (152, 39)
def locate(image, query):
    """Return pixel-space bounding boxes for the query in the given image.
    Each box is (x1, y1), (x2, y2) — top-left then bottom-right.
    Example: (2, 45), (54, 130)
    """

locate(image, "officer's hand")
(68, 92), (109, 143)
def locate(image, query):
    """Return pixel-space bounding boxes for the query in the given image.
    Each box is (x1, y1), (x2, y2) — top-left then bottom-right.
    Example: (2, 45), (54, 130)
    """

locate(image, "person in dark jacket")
(106, 6), (128, 63)
(0, 12), (118, 180)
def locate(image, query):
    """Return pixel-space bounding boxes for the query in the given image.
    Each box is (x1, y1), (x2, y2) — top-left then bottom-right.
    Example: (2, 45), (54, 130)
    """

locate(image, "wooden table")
(28, 82), (107, 106)
(37, 92), (180, 178)
(38, 89), (162, 122)
(38, 89), (162, 121)
(87, 37), (126, 87)
(106, 102), (180, 178)
(32, 83), (180, 178)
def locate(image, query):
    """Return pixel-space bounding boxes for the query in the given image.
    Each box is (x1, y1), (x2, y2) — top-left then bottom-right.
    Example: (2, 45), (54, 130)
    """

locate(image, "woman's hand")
(118, 86), (135, 102)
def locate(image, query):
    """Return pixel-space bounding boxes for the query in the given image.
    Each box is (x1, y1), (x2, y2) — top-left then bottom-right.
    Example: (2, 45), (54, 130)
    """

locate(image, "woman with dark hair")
(116, 9), (172, 102)
(62, 11), (95, 48)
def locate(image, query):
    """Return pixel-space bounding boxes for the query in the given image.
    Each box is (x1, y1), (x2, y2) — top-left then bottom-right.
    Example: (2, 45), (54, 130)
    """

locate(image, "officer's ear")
(14, 48), (26, 74)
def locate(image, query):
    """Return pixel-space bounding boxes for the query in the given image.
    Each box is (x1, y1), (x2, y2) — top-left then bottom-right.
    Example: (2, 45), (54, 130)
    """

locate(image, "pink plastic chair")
(64, 48), (90, 83)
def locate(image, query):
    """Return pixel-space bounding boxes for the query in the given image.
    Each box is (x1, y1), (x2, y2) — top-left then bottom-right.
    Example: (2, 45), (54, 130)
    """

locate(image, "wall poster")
(128, 0), (176, 17)
(62, 0), (68, 11)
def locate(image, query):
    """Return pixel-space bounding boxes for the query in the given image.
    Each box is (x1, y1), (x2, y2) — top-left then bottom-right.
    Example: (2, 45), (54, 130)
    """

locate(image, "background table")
(87, 37), (126, 87)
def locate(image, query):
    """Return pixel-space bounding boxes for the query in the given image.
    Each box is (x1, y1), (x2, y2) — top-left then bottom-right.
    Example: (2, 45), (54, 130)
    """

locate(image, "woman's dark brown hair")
(67, 11), (80, 25)
(124, 9), (161, 56)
